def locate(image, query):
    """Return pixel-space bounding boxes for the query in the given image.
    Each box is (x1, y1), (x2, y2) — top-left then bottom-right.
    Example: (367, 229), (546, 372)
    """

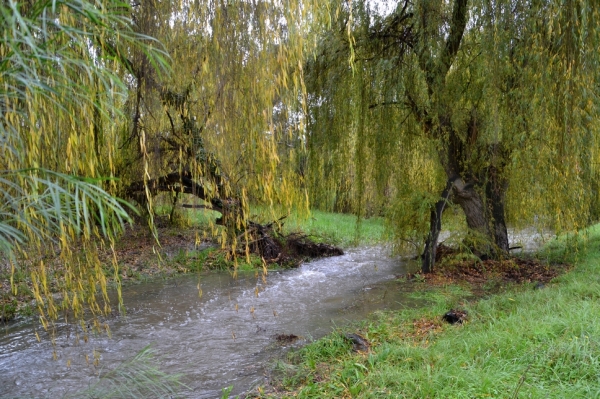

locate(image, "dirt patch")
(436, 257), (567, 285)
(412, 317), (444, 336)
(104, 222), (212, 279)
(400, 255), (568, 288)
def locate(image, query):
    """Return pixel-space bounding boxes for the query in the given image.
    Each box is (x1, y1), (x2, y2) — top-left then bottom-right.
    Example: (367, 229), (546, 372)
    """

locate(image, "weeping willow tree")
(114, 0), (331, 257)
(304, 0), (600, 272)
(1, 0), (167, 326)
(0, 0), (330, 329)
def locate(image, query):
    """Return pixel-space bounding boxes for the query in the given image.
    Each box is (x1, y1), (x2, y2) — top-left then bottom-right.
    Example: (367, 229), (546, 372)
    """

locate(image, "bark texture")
(422, 180), (453, 273)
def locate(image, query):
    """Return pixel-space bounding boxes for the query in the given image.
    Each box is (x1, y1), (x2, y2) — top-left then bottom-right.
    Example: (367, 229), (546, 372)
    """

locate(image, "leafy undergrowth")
(254, 226), (600, 399)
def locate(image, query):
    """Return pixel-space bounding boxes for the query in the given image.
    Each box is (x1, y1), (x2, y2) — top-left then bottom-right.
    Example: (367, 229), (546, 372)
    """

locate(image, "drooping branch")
(125, 171), (226, 213)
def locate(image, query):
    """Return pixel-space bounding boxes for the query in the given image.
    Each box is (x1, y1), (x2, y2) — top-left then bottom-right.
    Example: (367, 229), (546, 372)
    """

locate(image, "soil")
(105, 221), (211, 279)
(400, 244), (569, 288)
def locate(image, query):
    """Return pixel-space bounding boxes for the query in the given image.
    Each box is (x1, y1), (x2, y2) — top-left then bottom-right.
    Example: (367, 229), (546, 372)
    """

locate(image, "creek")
(0, 227), (551, 399)
(0, 246), (423, 398)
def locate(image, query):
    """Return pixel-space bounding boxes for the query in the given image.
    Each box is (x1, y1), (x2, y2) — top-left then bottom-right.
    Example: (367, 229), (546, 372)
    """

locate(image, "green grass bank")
(175, 205), (387, 248)
(256, 225), (600, 398)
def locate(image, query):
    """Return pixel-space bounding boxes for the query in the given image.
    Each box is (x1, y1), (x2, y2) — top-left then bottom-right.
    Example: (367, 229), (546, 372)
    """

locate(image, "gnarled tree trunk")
(452, 177), (496, 260)
(421, 159), (510, 274)
(422, 180), (453, 273)
(485, 155), (510, 254)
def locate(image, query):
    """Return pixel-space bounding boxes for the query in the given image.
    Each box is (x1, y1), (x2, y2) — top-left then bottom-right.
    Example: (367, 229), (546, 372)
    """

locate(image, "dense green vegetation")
(259, 225), (600, 398)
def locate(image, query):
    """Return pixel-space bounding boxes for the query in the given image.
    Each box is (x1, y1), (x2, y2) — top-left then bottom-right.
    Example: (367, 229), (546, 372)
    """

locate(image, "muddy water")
(0, 246), (423, 398)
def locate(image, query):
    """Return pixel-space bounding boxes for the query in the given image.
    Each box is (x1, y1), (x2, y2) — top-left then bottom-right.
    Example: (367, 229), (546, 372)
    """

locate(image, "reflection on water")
(0, 246), (424, 398)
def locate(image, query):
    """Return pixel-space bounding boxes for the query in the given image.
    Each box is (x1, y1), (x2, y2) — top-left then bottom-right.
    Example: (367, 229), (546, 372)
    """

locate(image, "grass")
(279, 209), (387, 247)
(256, 224), (600, 398)
(172, 202), (388, 248)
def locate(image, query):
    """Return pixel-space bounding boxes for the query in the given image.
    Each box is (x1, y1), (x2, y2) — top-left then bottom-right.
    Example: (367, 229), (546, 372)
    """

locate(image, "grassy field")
(167, 203), (388, 248)
(254, 225), (600, 398)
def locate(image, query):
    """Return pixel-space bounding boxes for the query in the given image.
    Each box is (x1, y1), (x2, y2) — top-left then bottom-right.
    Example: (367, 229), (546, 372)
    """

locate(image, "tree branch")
(439, 0), (469, 77)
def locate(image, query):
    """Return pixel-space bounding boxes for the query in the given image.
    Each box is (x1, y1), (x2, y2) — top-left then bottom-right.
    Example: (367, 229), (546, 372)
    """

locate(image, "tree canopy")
(303, 0), (600, 271)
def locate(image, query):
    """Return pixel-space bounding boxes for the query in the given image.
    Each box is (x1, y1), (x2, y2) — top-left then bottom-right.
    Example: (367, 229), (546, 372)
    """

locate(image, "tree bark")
(451, 177), (497, 260)
(421, 179), (453, 273)
(485, 163), (510, 254)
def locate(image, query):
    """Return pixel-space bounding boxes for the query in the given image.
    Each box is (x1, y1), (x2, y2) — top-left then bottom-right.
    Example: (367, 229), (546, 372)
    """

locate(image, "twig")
(511, 363), (532, 399)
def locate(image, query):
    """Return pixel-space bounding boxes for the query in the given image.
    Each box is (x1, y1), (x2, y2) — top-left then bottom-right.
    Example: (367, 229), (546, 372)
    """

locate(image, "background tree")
(303, 0), (600, 272)
(115, 0), (330, 254)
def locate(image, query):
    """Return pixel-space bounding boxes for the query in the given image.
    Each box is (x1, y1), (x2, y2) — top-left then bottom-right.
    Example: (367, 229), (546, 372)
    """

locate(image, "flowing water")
(0, 227), (552, 399)
(0, 246), (424, 398)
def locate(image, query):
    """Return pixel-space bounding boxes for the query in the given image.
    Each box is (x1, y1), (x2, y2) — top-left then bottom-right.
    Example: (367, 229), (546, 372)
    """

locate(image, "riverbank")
(0, 208), (385, 322)
(254, 225), (600, 398)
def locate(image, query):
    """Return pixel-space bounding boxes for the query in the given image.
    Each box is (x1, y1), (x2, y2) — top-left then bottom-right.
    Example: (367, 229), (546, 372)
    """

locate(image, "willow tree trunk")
(485, 164), (510, 253)
(410, 0), (510, 273)
(421, 169), (510, 274)
(452, 178), (496, 260)
(421, 180), (453, 273)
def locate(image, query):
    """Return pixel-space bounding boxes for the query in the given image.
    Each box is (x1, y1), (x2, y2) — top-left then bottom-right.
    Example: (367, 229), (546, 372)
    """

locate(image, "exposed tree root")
(239, 220), (344, 266)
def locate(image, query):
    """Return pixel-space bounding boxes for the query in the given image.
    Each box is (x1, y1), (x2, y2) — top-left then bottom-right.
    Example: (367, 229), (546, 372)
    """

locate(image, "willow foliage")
(117, 0), (332, 234)
(303, 0), (600, 255)
(1, 0), (168, 326)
